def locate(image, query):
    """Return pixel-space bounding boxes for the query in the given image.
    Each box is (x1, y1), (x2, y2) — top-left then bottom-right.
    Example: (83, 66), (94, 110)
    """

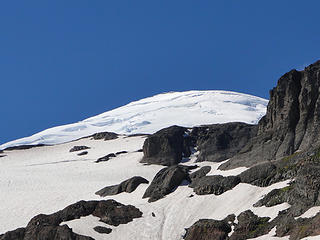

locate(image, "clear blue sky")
(1, 1), (320, 144)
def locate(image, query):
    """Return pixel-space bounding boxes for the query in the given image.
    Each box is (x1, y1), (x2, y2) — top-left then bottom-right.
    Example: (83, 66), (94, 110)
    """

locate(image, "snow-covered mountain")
(0, 90), (268, 150)
(3, 62), (320, 240)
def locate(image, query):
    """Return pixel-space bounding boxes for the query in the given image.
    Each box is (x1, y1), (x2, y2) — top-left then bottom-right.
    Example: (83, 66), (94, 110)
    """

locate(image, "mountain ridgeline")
(2, 60), (320, 240)
(140, 60), (320, 239)
(142, 60), (320, 170)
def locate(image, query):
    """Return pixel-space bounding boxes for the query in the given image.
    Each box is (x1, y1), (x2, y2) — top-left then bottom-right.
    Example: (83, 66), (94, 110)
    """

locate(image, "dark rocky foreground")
(0, 200), (142, 240)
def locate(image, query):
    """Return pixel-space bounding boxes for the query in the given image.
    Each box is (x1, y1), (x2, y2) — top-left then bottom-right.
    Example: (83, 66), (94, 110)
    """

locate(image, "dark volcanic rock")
(95, 153), (116, 163)
(23, 212), (94, 240)
(77, 151), (88, 156)
(92, 200), (142, 226)
(4, 144), (45, 151)
(275, 211), (320, 239)
(191, 122), (257, 163)
(69, 145), (90, 152)
(254, 187), (289, 207)
(190, 175), (240, 195)
(116, 151), (128, 155)
(239, 162), (277, 187)
(184, 219), (231, 240)
(96, 176), (149, 197)
(143, 165), (191, 202)
(56, 200), (98, 222)
(25, 224), (93, 240)
(1, 199), (142, 239)
(230, 210), (270, 240)
(221, 61), (320, 169)
(189, 166), (211, 180)
(93, 226), (112, 234)
(0, 228), (25, 240)
(91, 132), (118, 141)
(141, 126), (192, 166)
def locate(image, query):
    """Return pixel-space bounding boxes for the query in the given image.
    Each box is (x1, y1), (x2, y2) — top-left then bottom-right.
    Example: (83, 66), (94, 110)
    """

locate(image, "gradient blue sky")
(1, 1), (320, 144)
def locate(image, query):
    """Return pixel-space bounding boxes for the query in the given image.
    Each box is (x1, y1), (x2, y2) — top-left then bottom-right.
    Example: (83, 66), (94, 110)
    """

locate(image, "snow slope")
(0, 136), (290, 239)
(0, 90), (268, 150)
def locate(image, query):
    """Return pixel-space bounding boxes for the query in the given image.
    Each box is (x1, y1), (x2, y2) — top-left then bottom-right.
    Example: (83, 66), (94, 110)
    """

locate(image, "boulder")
(184, 219), (231, 240)
(116, 151), (128, 155)
(239, 162), (277, 187)
(92, 200), (142, 226)
(69, 146), (90, 152)
(95, 176), (149, 197)
(254, 188), (288, 207)
(77, 151), (88, 156)
(189, 175), (240, 195)
(91, 132), (118, 141)
(141, 126), (192, 166)
(143, 165), (191, 202)
(93, 226), (112, 234)
(230, 210), (270, 240)
(95, 153), (116, 163)
(189, 166), (211, 180)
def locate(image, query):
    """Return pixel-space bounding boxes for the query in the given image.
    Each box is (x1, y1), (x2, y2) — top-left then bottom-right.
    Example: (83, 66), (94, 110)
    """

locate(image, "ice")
(0, 90), (268, 150)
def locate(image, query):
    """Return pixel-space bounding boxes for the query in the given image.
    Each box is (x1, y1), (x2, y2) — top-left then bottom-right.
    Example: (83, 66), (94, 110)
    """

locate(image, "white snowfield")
(1, 135), (295, 239)
(0, 90), (268, 150)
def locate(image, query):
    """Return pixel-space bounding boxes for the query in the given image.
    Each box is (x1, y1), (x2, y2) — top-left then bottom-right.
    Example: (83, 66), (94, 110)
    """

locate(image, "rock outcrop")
(221, 60), (320, 169)
(189, 166), (211, 180)
(77, 151), (88, 156)
(184, 219), (231, 240)
(239, 162), (277, 187)
(92, 200), (142, 226)
(191, 122), (257, 163)
(143, 165), (192, 202)
(93, 226), (112, 234)
(141, 126), (192, 166)
(91, 132), (118, 141)
(189, 175), (240, 195)
(229, 210), (270, 240)
(0, 199), (142, 240)
(69, 146), (90, 152)
(95, 153), (116, 163)
(95, 176), (149, 197)
(141, 123), (257, 166)
(0, 228), (25, 240)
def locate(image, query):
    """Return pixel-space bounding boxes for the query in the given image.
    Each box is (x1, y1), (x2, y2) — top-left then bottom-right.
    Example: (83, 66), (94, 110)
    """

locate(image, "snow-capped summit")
(0, 90), (268, 150)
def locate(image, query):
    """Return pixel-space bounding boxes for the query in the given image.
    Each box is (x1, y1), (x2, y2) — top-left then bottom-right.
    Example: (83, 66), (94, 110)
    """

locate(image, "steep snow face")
(0, 90), (268, 149)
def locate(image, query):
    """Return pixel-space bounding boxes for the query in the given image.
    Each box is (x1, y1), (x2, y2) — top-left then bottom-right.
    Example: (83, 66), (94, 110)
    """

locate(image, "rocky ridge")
(2, 60), (320, 239)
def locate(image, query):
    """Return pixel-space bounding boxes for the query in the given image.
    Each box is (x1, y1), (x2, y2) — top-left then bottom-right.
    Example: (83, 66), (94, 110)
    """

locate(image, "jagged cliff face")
(259, 60), (320, 158)
(221, 60), (320, 169)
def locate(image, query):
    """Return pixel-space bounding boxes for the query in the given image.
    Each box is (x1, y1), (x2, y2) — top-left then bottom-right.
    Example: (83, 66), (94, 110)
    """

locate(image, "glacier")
(0, 90), (268, 150)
